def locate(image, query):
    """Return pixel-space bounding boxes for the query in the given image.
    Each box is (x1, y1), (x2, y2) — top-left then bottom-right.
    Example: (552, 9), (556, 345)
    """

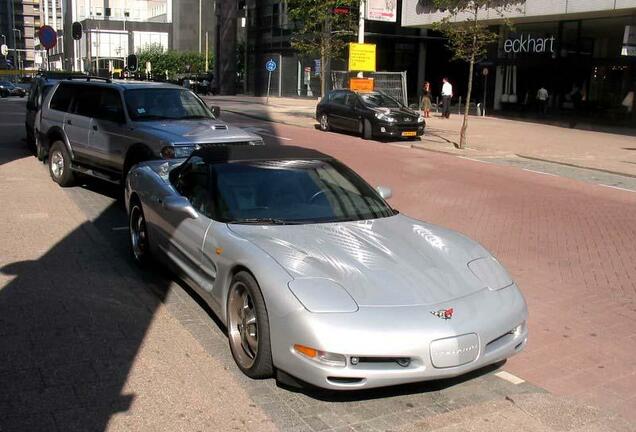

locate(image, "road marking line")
(495, 371), (525, 385)
(522, 168), (558, 177)
(112, 226), (128, 231)
(257, 132), (292, 141)
(457, 156), (491, 164)
(600, 184), (635, 193)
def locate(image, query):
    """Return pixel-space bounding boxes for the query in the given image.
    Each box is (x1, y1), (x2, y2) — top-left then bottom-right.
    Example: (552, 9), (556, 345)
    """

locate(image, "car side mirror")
(209, 105), (221, 118)
(376, 186), (392, 200)
(162, 196), (198, 219)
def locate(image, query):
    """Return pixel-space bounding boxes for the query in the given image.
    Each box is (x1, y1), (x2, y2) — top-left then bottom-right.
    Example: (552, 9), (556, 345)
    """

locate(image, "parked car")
(317, 90), (425, 140)
(0, 80), (27, 98)
(38, 77), (263, 186)
(126, 144), (528, 390)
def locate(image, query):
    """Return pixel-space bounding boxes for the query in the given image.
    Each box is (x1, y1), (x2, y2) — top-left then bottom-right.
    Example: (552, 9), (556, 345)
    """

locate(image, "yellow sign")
(350, 78), (374, 92)
(348, 43), (376, 72)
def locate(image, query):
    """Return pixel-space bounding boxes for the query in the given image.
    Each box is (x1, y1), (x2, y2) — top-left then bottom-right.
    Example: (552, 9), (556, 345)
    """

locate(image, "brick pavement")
(204, 95), (636, 177)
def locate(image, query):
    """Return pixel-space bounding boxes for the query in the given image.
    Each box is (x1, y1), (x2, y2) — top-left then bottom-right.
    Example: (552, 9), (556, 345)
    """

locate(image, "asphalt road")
(1, 97), (635, 431)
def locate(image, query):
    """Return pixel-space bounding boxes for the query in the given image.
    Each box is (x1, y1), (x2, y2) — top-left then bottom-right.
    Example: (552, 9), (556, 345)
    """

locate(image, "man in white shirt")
(441, 78), (453, 118)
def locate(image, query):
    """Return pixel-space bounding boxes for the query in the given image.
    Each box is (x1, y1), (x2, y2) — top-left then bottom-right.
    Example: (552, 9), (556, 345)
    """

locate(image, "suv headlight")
(374, 112), (396, 123)
(161, 145), (196, 159)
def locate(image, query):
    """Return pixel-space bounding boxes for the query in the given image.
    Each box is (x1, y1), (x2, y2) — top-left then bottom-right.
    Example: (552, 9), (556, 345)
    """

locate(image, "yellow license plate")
(401, 131), (417, 137)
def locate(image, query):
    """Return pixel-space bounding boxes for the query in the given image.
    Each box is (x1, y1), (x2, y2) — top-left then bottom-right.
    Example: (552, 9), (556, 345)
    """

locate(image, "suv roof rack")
(66, 75), (112, 83)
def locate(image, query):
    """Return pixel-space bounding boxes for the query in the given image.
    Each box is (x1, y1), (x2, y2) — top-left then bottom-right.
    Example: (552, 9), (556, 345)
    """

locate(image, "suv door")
(47, 83), (78, 150)
(62, 83), (94, 161)
(88, 87), (129, 171)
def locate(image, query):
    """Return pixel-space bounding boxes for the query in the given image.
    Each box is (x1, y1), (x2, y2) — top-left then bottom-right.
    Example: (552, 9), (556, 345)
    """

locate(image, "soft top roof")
(191, 145), (332, 164)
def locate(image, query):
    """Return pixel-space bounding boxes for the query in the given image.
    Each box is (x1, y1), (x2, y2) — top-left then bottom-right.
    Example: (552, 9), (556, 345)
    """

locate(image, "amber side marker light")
(294, 344), (318, 358)
(293, 344), (346, 367)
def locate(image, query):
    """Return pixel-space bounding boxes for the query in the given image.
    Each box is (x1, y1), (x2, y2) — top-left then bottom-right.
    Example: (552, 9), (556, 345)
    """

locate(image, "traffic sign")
(38, 25), (57, 50)
(0, 44), (7, 56)
(265, 59), (277, 72)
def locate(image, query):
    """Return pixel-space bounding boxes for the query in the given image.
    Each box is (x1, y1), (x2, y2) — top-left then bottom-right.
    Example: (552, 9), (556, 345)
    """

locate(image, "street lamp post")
(13, 28), (22, 76)
(357, 0), (365, 78)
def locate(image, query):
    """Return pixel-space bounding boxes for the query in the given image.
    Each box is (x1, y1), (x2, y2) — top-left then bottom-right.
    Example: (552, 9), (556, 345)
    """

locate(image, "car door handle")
(66, 119), (72, 125)
(92, 125), (98, 131)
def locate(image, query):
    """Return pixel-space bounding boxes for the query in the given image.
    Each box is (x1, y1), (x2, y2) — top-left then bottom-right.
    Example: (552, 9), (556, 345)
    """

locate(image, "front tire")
(227, 271), (273, 379)
(48, 141), (75, 186)
(363, 119), (373, 140)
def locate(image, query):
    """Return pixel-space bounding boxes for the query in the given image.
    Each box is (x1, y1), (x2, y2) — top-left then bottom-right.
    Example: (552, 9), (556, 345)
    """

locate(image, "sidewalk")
(204, 95), (636, 177)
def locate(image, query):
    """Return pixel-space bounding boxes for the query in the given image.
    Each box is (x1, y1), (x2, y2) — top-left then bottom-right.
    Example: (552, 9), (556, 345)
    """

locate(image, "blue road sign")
(265, 59), (277, 72)
(38, 25), (57, 50)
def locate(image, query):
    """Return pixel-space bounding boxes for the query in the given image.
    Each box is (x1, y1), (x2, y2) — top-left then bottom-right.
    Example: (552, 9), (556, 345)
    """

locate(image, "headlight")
(374, 112), (396, 123)
(294, 344), (347, 367)
(468, 257), (513, 291)
(248, 139), (264, 146)
(417, 116), (425, 123)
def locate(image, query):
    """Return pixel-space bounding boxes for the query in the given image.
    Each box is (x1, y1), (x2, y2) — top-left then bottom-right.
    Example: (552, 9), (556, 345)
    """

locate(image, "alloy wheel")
(320, 114), (329, 131)
(228, 281), (258, 369)
(50, 149), (64, 179)
(129, 205), (148, 261)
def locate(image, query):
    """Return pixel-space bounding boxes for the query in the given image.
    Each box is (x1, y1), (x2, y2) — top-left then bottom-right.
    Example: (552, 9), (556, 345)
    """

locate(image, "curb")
(516, 154), (636, 179)
(224, 108), (316, 129)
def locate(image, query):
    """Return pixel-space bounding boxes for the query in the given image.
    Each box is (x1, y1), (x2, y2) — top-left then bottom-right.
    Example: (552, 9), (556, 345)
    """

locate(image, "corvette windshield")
(124, 88), (212, 121)
(209, 159), (394, 224)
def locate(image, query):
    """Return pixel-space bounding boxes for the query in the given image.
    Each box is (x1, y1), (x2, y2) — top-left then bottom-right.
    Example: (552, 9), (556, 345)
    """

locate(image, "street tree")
(288, 0), (358, 97)
(432, 0), (522, 148)
(137, 44), (212, 79)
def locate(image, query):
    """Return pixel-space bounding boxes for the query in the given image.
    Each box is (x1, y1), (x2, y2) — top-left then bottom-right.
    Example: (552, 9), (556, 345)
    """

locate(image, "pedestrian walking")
(421, 82), (432, 118)
(201, 78), (209, 96)
(441, 77), (453, 119)
(536, 86), (549, 115)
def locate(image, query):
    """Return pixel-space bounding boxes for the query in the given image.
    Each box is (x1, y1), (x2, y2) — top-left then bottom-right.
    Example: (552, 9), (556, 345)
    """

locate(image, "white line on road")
(112, 226), (128, 231)
(494, 371), (525, 385)
(457, 156), (492, 164)
(600, 184), (635, 193)
(256, 131), (292, 141)
(522, 168), (558, 177)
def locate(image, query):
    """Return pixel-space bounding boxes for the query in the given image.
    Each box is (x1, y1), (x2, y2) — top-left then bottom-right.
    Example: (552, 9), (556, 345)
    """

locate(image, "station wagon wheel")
(319, 113), (330, 131)
(48, 141), (75, 186)
(227, 271), (273, 378)
(129, 200), (151, 266)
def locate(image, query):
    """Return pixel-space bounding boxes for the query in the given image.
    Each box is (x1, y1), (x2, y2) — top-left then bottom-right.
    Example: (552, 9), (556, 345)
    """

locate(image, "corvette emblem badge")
(431, 308), (454, 320)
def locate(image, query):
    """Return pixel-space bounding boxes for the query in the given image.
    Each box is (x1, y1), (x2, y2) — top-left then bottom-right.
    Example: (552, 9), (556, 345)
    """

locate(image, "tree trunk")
(459, 8), (479, 149)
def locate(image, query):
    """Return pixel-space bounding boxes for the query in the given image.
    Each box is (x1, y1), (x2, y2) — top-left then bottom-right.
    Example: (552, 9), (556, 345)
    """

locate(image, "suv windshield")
(359, 92), (402, 109)
(124, 88), (212, 121)
(191, 159), (394, 224)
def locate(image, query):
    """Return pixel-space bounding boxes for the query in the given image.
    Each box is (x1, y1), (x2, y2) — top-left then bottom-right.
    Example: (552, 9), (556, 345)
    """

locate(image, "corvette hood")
(229, 215), (490, 307)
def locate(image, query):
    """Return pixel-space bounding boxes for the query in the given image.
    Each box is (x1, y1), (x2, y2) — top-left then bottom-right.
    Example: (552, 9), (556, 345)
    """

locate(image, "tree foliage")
(431, 0), (523, 148)
(136, 44), (213, 78)
(288, 0), (359, 95)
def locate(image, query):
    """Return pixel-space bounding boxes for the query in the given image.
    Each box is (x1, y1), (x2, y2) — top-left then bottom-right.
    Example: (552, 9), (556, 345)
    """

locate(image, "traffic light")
(72, 21), (82, 40)
(127, 54), (138, 72)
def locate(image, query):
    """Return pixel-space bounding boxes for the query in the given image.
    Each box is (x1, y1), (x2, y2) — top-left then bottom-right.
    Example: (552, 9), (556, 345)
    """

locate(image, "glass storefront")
(491, 15), (636, 126)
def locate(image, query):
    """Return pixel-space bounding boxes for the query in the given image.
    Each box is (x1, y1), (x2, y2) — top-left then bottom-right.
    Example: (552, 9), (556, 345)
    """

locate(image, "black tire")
(227, 271), (273, 379)
(48, 141), (75, 186)
(363, 119), (373, 140)
(319, 113), (330, 131)
(129, 197), (152, 266)
(35, 133), (47, 161)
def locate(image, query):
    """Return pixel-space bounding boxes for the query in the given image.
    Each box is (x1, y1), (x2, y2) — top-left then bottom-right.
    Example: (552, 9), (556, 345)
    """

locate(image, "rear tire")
(319, 113), (330, 131)
(48, 141), (75, 186)
(363, 119), (373, 140)
(129, 197), (152, 266)
(227, 271), (273, 379)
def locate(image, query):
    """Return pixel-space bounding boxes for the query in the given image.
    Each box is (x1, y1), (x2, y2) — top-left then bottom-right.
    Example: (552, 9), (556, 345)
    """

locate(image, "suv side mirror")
(209, 105), (221, 118)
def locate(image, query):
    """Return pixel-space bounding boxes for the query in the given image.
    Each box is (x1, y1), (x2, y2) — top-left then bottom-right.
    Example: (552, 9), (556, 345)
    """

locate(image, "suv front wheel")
(48, 141), (75, 187)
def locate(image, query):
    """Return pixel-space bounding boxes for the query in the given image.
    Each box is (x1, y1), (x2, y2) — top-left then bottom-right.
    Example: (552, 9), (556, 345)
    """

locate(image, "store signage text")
(504, 34), (556, 54)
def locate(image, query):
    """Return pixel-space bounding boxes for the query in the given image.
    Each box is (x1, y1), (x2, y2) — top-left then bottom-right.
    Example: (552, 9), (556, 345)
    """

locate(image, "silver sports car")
(125, 145), (528, 390)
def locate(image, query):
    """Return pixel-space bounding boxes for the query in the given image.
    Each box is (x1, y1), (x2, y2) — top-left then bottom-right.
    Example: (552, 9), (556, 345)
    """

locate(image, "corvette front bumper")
(270, 285), (528, 390)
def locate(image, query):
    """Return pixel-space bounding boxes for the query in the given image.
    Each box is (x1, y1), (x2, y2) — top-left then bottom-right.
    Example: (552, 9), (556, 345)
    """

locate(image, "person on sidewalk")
(441, 78), (453, 118)
(421, 81), (432, 118)
(537, 86), (549, 116)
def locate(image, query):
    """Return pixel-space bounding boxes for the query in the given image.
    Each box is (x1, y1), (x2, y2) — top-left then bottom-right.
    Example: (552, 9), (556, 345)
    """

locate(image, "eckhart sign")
(504, 34), (556, 54)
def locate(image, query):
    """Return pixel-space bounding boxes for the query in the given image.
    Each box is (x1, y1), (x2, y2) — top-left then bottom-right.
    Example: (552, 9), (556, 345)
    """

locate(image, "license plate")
(401, 131), (417, 137)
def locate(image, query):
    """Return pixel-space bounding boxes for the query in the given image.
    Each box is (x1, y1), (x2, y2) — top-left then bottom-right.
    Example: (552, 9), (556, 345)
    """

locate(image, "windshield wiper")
(227, 217), (296, 225)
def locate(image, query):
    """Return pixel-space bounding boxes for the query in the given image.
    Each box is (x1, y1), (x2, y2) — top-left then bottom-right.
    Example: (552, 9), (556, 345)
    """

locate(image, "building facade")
(402, 0), (636, 124)
(0, 0), (41, 69)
